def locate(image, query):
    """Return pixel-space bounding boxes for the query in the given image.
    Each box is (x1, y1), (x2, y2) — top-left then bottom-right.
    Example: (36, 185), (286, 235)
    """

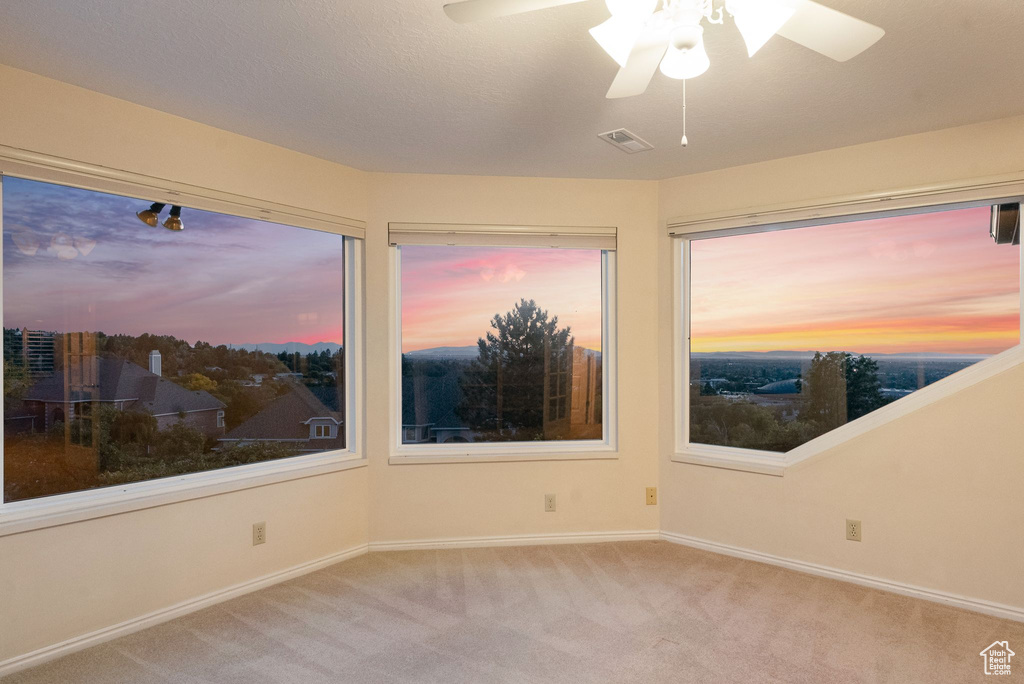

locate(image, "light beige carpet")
(6, 541), (1022, 683)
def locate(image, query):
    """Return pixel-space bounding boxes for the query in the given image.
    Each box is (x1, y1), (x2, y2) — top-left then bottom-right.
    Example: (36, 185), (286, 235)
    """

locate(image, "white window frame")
(673, 181), (1024, 477)
(0, 148), (367, 537)
(388, 225), (618, 464)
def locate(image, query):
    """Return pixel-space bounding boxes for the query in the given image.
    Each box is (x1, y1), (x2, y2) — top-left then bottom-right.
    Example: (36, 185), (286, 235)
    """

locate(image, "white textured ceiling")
(2, 0), (1024, 180)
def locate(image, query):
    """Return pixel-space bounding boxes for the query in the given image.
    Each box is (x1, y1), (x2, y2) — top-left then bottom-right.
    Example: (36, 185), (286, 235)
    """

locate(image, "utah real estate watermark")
(980, 641), (1014, 676)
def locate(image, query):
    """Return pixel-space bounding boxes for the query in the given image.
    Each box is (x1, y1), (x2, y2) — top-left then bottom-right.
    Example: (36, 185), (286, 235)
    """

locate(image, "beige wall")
(657, 116), (1024, 610)
(0, 65), (371, 664)
(365, 173), (661, 543)
(0, 470), (369, 662)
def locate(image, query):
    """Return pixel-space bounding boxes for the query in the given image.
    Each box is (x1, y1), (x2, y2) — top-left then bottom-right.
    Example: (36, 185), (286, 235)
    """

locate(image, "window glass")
(400, 245), (604, 445)
(3, 177), (347, 503)
(688, 206), (1020, 453)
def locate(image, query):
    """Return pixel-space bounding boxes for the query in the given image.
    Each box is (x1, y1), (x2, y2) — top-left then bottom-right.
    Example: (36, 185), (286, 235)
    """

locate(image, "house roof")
(24, 358), (224, 414)
(222, 383), (344, 445)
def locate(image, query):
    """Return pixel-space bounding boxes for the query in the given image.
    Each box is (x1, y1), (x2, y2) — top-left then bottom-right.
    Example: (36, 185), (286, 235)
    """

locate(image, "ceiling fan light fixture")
(660, 26), (710, 80)
(590, 15), (645, 67)
(727, 0), (795, 57)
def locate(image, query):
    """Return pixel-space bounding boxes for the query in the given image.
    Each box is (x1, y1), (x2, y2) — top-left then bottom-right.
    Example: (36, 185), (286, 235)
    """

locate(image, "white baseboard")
(7, 530), (1020, 678)
(660, 531), (1024, 623)
(368, 529), (661, 552)
(0, 543), (369, 678)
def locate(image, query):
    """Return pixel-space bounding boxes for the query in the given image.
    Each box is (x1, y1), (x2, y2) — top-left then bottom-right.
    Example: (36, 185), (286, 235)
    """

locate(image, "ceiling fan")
(442, 0), (885, 100)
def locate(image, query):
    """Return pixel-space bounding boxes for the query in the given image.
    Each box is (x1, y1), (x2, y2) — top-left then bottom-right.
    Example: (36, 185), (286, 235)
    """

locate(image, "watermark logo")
(980, 641), (1014, 676)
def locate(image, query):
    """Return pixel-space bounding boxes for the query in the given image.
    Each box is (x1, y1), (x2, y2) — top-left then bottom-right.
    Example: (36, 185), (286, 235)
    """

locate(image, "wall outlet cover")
(846, 519), (862, 542)
(253, 521), (267, 546)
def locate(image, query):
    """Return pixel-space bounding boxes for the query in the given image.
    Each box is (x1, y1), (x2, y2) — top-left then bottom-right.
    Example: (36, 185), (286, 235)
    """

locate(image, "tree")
(844, 354), (887, 420)
(179, 373), (218, 392)
(804, 351), (848, 431)
(458, 299), (572, 439)
(152, 423), (206, 463)
(804, 351), (886, 430)
(689, 387), (821, 453)
(3, 357), (31, 404)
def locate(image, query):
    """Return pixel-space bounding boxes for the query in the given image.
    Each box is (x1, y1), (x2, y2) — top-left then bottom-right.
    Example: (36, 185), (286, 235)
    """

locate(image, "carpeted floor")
(6, 541), (1022, 683)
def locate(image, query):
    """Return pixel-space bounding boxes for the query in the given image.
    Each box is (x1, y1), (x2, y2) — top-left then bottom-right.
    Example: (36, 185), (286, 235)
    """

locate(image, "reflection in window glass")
(689, 206), (1020, 453)
(400, 245), (604, 445)
(3, 177), (346, 503)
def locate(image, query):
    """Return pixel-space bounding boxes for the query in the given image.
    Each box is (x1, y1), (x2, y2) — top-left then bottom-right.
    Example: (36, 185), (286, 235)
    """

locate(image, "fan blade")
(775, 0), (884, 62)
(443, 0), (590, 24)
(605, 28), (668, 99)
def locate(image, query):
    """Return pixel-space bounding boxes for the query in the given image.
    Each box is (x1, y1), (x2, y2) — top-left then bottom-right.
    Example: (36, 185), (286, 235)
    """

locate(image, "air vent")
(598, 128), (654, 154)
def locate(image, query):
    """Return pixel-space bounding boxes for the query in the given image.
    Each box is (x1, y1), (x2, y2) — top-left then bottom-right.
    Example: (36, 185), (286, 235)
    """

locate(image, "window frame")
(388, 231), (618, 464)
(673, 191), (1024, 477)
(0, 151), (367, 537)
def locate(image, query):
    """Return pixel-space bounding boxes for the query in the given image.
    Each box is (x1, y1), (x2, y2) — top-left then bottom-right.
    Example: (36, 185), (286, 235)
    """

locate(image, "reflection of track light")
(163, 205), (184, 231)
(12, 231), (40, 256)
(136, 202), (166, 227)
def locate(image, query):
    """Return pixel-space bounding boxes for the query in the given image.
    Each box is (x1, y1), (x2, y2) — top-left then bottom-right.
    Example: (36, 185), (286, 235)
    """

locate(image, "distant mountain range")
(231, 341), (342, 355)
(404, 346), (479, 360)
(692, 350), (991, 361)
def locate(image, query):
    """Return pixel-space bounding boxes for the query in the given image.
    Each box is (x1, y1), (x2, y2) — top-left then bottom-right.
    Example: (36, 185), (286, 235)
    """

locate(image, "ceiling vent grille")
(598, 128), (654, 154)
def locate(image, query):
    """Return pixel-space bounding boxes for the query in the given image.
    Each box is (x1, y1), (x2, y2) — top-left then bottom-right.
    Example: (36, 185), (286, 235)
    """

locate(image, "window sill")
(0, 451), (367, 538)
(671, 448), (786, 477)
(390, 449), (618, 465)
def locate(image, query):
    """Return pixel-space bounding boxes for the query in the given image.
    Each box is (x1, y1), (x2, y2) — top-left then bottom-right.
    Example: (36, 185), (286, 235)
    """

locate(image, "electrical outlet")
(544, 494), (556, 512)
(846, 519), (861, 542)
(253, 521), (267, 546)
(646, 487), (657, 505)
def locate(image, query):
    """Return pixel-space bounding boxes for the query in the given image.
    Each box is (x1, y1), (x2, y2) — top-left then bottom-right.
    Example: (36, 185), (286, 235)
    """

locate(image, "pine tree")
(458, 299), (572, 439)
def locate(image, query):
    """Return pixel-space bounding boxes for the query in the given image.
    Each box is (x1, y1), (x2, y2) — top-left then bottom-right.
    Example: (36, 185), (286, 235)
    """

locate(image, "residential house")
(218, 383), (345, 453)
(22, 350), (225, 437)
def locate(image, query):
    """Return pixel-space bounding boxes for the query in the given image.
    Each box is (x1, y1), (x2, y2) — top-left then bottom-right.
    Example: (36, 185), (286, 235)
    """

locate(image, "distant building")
(21, 328), (56, 378)
(749, 377), (805, 421)
(218, 383), (345, 453)
(543, 343), (602, 440)
(752, 378), (803, 394)
(22, 349), (226, 436)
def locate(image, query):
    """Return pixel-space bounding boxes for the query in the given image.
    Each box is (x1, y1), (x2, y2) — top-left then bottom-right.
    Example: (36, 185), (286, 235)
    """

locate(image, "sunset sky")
(401, 245), (602, 353)
(690, 206), (1021, 355)
(3, 177), (345, 346)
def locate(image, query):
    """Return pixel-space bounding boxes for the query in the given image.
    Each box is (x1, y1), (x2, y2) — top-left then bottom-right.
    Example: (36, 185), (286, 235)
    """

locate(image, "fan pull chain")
(681, 79), (688, 147)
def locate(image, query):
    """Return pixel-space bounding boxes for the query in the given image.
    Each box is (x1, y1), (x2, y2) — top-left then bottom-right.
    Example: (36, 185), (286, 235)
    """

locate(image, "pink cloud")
(401, 246), (603, 353)
(690, 206), (1020, 355)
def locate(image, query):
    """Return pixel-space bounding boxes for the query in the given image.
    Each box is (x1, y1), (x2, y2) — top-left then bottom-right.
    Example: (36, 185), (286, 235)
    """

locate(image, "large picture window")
(393, 225), (615, 454)
(2, 176), (356, 504)
(681, 202), (1021, 459)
